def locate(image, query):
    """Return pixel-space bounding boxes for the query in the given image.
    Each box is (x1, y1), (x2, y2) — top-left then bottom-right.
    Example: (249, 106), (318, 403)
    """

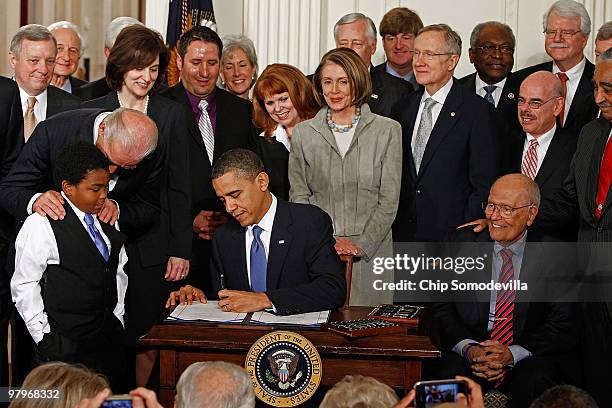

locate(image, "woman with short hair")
(289, 48), (402, 306)
(220, 34), (258, 99)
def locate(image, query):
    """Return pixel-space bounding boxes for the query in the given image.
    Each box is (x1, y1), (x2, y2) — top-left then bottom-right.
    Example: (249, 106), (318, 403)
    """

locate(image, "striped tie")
(483, 85), (497, 106)
(198, 99), (215, 164)
(557, 72), (569, 127)
(491, 248), (515, 346)
(521, 139), (538, 180)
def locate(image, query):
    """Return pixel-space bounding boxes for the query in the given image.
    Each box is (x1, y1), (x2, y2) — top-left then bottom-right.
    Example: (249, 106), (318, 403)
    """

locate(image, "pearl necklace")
(327, 106), (361, 133)
(117, 92), (149, 114)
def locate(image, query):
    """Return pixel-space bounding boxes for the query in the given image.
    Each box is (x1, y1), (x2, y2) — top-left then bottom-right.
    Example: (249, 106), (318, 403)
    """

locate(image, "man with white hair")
(333, 12), (413, 117)
(74, 16), (142, 100)
(515, 0), (597, 137)
(174, 361), (255, 408)
(48, 21), (87, 93)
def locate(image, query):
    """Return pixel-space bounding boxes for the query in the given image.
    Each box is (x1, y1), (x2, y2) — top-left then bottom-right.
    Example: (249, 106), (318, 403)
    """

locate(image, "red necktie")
(521, 139), (539, 180)
(557, 72), (569, 127)
(491, 248), (515, 346)
(595, 138), (612, 219)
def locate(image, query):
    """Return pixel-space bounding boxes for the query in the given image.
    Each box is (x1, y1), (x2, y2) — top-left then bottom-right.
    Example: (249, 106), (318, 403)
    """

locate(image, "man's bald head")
(518, 71), (564, 136)
(492, 174), (541, 207)
(97, 108), (157, 173)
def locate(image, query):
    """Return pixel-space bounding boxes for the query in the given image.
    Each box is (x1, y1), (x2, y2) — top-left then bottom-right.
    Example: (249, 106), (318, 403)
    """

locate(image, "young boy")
(11, 141), (128, 390)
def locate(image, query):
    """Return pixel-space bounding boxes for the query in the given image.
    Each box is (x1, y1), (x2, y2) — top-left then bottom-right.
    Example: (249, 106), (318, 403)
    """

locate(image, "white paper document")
(250, 310), (330, 326)
(166, 301), (247, 323)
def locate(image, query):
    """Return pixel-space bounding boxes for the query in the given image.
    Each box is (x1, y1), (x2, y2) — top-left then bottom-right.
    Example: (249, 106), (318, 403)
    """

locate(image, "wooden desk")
(140, 307), (439, 407)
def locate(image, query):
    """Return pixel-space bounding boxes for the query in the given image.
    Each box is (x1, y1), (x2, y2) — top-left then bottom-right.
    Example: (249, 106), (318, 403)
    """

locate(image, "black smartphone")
(102, 395), (133, 408)
(414, 379), (468, 408)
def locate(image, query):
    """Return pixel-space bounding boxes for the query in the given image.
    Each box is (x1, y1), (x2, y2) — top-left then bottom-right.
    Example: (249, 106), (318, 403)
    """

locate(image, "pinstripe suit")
(537, 117), (612, 406)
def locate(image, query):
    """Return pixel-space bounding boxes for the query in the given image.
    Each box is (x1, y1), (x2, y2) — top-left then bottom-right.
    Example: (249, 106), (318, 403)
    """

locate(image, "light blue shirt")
(385, 63), (417, 88)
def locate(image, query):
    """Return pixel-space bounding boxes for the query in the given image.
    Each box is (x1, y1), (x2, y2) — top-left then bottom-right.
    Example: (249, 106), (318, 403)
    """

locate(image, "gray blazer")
(288, 104), (402, 260)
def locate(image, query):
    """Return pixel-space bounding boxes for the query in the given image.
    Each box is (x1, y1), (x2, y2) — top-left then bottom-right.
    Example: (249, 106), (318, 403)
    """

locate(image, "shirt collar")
(494, 230), (528, 256)
(385, 64), (415, 82)
(475, 73), (506, 92)
(526, 123), (556, 144)
(552, 57), (586, 80)
(422, 77), (454, 105)
(248, 193), (277, 234)
(18, 86), (47, 110)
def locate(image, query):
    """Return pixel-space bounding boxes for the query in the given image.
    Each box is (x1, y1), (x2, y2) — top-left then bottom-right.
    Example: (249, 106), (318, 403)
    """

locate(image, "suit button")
(416, 190), (421, 195)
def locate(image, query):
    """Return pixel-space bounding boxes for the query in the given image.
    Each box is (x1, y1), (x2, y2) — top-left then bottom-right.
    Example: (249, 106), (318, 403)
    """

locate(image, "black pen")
(219, 273), (226, 290)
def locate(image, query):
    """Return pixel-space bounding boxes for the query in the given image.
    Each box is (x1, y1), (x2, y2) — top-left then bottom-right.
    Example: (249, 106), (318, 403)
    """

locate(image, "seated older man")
(428, 174), (580, 408)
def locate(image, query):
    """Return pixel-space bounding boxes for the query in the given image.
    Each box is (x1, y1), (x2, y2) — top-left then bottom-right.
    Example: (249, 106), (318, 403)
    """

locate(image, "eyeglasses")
(516, 96), (559, 110)
(482, 202), (534, 218)
(544, 29), (581, 39)
(474, 45), (514, 56)
(410, 50), (453, 61)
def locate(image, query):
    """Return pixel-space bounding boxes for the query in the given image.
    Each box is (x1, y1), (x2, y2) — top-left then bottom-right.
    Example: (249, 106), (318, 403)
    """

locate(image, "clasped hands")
(33, 190), (119, 224)
(165, 284), (273, 313)
(464, 340), (514, 382)
(193, 210), (228, 240)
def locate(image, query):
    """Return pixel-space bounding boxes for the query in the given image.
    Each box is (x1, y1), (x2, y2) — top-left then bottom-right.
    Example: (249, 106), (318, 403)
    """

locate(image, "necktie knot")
(27, 96), (37, 110)
(529, 139), (539, 148)
(483, 85), (497, 95)
(252, 225), (263, 239)
(198, 99), (208, 112)
(84, 213), (95, 226)
(423, 97), (436, 111)
(557, 72), (569, 83)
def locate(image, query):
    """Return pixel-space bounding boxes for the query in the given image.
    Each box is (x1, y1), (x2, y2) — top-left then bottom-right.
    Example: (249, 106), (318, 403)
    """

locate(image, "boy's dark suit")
(210, 199), (346, 314)
(430, 228), (579, 408)
(36, 203), (126, 390)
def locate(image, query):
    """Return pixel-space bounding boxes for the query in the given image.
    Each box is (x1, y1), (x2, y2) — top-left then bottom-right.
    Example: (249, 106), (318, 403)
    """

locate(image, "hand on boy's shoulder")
(32, 190), (65, 220)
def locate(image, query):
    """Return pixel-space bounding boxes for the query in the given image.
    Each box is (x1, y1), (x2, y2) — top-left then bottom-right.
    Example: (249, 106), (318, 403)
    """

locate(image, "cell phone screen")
(415, 380), (467, 408)
(102, 400), (132, 408)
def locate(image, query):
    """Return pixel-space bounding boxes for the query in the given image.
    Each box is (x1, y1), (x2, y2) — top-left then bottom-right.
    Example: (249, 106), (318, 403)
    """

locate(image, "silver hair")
(10, 24), (57, 57)
(334, 13), (377, 43)
(418, 24), (462, 56)
(601, 47), (612, 62)
(596, 21), (612, 41)
(470, 21), (516, 49)
(221, 34), (259, 82)
(102, 108), (158, 161)
(175, 362), (255, 408)
(104, 16), (142, 49)
(543, 0), (591, 35)
(48, 21), (82, 43)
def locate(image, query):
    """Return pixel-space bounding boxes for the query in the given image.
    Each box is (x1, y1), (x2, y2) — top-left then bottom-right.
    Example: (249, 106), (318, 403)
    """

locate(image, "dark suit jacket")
(369, 66), (414, 117)
(502, 127), (577, 240)
(81, 92), (192, 264)
(0, 108), (160, 237)
(434, 228), (579, 360)
(68, 76), (87, 93)
(514, 59), (597, 137)
(373, 61), (420, 91)
(391, 80), (497, 241)
(210, 199), (346, 314)
(73, 77), (111, 101)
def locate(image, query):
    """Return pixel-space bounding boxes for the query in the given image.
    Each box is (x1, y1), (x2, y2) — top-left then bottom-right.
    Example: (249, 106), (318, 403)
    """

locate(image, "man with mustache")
(514, 0), (597, 137)
(500, 71), (577, 240)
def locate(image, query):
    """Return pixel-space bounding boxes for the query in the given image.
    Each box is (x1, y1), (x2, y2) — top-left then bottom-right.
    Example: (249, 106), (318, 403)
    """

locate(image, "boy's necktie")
(84, 213), (110, 261)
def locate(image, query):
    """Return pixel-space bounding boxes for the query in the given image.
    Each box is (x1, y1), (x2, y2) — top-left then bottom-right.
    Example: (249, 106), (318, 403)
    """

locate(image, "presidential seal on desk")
(245, 331), (322, 407)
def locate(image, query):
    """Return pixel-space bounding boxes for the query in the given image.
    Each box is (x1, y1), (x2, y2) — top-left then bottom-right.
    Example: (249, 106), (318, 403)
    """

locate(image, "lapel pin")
(278, 240), (285, 244)
(450, 112), (456, 117)
(507, 92), (514, 100)
(371, 93), (379, 99)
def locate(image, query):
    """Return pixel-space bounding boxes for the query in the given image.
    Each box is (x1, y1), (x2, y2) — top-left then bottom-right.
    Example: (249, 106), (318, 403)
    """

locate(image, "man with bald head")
(431, 174), (579, 408)
(501, 71), (577, 239)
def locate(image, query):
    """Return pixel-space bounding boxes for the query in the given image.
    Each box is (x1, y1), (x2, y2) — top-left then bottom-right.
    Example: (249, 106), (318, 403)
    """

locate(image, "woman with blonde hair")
(289, 48), (402, 306)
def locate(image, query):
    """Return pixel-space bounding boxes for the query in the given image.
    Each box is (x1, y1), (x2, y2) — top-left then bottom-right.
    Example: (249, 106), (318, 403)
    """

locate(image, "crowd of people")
(0, 0), (611, 406)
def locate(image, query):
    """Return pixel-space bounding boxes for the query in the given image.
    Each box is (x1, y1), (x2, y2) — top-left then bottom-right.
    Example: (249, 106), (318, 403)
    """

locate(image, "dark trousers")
(35, 317), (127, 392)
(0, 239), (9, 387)
(424, 350), (576, 408)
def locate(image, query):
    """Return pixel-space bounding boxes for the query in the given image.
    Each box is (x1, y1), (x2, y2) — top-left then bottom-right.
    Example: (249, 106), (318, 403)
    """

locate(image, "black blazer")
(73, 77), (111, 101)
(368, 67), (414, 117)
(46, 85), (82, 117)
(81, 92), (192, 264)
(160, 84), (254, 216)
(514, 59), (597, 137)
(210, 199), (346, 314)
(391, 80), (498, 241)
(373, 61), (420, 91)
(68, 76), (87, 93)
(434, 228), (579, 359)
(0, 108), (160, 235)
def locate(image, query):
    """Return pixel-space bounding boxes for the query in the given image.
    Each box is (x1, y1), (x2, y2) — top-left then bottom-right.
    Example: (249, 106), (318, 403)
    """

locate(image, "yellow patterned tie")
(23, 96), (37, 141)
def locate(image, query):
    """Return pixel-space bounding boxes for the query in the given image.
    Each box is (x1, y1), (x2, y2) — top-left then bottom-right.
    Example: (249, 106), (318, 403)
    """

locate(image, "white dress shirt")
(475, 74), (507, 108)
(411, 78), (454, 154)
(521, 125), (556, 176)
(552, 57), (586, 124)
(26, 112), (116, 215)
(11, 193), (128, 344)
(244, 194), (277, 287)
(18, 86), (47, 123)
(259, 124), (291, 152)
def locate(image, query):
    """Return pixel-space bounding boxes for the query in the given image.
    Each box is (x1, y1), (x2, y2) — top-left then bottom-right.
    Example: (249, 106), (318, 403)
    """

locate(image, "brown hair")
(379, 7), (424, 37)
(9, 362), (108, 408)
(252, 64), (319, 137)
(105, 25), (169, 92)
(312, 48), (372, 108)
